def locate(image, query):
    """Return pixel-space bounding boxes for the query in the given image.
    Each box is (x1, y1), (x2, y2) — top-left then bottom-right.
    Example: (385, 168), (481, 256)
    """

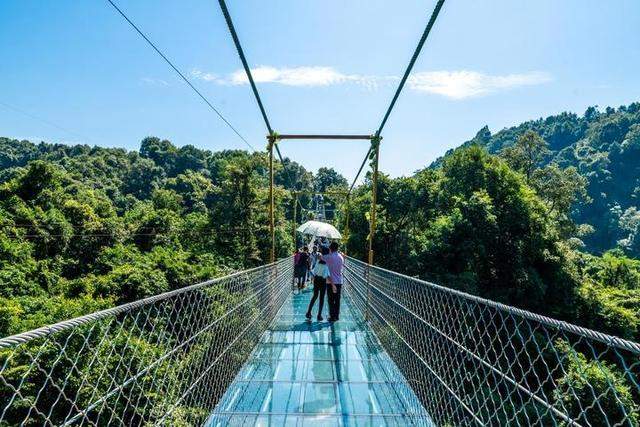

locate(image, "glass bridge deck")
(207, 286), (433, 426)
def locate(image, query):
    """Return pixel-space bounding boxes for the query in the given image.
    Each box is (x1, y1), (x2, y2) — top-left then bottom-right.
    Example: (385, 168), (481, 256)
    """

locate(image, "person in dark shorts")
(324, 241), (344, 322)
(306, 246), (331, 321)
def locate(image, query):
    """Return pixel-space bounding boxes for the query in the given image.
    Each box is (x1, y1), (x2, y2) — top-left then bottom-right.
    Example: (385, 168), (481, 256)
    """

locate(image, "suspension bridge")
(1, 0), (640, 426)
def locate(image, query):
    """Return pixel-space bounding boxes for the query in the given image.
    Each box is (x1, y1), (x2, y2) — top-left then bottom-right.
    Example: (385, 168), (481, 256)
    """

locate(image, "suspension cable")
(377, 0), (446, 137)
(216, 0), (284, 162)
(105, 0), (255, 151)
(348, 0), (446, 192)
(349, 146), (373, 193)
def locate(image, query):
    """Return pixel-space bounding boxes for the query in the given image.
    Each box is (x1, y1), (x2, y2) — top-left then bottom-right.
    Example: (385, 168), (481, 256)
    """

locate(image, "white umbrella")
(296, 220), (342, 239)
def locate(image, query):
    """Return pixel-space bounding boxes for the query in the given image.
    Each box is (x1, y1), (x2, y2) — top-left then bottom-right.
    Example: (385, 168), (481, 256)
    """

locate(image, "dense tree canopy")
(0, 136), (345, 337)
(434, 102), (640, 257)
(1, 103), (639, 344)
(341, 104), (640, 341)
(345, 147), (577, 318)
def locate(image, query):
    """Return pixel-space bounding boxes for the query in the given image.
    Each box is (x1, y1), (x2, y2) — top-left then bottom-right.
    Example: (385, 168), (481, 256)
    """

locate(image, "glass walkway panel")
(207, 287), (434, 426)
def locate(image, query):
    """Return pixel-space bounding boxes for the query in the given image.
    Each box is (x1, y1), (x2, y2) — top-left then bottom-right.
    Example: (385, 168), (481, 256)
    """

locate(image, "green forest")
(346, 102), (640, 342)
(0, 136), (345, 338)
(1, 102), (640, 346)
(434, 101), (640, 257)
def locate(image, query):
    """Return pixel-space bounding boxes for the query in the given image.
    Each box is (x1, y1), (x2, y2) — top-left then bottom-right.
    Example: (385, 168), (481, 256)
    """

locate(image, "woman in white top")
(308, 245), (319, 283)
(305, 246), (332, 321)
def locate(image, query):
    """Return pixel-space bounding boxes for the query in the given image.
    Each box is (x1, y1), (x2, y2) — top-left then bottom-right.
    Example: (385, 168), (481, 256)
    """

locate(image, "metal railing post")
(267, 134), (277, 263)
(344, 194), (350, 256)
(368, 136), (380, 265)
(366, 136), (381, 321)
(292, 191), (297, 249)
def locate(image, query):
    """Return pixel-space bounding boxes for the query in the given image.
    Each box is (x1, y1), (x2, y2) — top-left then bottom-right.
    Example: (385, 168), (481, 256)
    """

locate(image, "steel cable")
(349, 0), (446, 192)
(105, 0), (255, 151)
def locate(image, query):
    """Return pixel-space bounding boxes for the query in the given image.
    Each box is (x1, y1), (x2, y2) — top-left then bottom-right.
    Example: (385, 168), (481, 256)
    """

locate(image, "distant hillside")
(432, 102), (640, 257)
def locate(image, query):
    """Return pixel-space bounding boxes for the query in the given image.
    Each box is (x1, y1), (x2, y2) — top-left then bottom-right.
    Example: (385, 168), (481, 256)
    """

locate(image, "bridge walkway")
(207, 284), (433, 426)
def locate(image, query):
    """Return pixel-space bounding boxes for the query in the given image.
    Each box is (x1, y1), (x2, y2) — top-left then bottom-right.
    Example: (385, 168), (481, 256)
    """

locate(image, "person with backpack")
(305, 246), (331, 321)
(293, 248), (301, 266)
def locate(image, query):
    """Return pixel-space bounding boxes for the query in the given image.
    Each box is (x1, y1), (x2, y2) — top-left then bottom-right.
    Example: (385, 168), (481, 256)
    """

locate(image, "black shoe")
(328, 317), (335, 322)
(317, 315), (323, 321)
(305, 312), (311, 320)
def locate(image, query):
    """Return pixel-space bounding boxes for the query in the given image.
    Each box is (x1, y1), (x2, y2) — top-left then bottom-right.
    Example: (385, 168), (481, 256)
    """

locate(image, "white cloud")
(229, 66), (346, 86)
(141, 77), (169, 87)
(193, 65), (396, 90)
(190, 66), (551, 98)
(408, 70), (552, 99)
(190, 69), (221, 83)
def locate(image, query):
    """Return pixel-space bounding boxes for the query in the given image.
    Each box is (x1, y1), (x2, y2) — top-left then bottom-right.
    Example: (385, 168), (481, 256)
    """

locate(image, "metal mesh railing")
(344, 256), (640, 427)
(0, 258), (293, 426)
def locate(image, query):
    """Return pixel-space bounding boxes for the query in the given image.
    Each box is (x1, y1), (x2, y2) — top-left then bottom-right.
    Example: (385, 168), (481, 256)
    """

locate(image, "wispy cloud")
(190, 69), (220, 83)
(192, 66), (396, 90)
(141, 77), (169, 87)
(408, 70), (552, 99)
(190, 66), (551, 98)
(229, 66), (346, 86)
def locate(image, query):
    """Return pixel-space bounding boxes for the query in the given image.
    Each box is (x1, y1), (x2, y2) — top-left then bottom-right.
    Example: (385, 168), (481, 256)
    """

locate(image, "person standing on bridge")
(325, 241), (344, 322)
(308, 245), (319, 285)
(305, 246), (331, 321)
(294, 246), (310, 290)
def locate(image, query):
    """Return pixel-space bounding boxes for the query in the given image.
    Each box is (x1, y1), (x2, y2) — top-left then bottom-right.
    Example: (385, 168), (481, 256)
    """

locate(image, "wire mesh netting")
(3, 254), (640, 426)
(344, 256), (640, 427)
(0, 258), (293, 426)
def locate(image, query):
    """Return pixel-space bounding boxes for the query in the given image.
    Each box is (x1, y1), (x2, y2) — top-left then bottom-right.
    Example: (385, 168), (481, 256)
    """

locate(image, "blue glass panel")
(335, 359), (386, 382)
(303, 382), (339, 414)
(305, 360), (336, 381)
(209, 287), (433, 425)
(273, 359), (305, 381)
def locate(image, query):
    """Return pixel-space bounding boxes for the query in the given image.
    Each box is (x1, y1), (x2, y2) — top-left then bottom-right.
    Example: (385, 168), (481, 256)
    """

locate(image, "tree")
(618, 207), (640, 254)
(313, 167), (348, 221)
(122, 157), (165, 200)
(140, 137), (178, 175)
(554, 341), (639, 425)
(151, 189), (183, 212)
(346, 146), (578, 316)
(314, 167), (348, 192)
(175, 144), (208, 175)
(531, 164), (589, 238)
(165, 171), (213, 213)
(1, 161), (64, 201)
(95, 263), (168, 303)
(500, 130), (550, 182)
(210, 156), (262, 264)
(0, 137), (38, 169)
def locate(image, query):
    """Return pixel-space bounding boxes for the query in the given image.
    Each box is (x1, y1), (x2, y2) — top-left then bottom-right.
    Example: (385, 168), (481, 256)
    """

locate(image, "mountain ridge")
(430, 102), (640, 256)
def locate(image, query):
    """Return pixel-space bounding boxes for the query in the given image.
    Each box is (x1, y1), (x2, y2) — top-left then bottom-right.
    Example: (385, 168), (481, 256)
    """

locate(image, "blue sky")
(1, 0), (639, 183)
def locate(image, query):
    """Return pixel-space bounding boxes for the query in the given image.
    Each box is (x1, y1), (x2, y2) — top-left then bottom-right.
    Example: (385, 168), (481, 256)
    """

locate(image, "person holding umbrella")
(305, 246), (331, 321)
(296, 220), (342, 241)
(295, 220), (341, 293)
